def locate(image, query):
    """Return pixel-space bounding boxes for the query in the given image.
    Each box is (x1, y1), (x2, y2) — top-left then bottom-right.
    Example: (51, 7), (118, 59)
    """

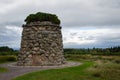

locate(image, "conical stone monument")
(17, 12), (65, 66)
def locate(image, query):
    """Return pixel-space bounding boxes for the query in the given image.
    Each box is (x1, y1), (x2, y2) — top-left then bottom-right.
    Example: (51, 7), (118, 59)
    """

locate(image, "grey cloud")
(0, 25), (22, 49)
(0, 0), (120, 28)
(64, 39), (120, 48)
(78, 36), (95, 40)
(0, 0), (120, 49)
(97, 0), (120, 8)
(70, 33), (77, 36)
(63, 28), (120, 48)
(63, 37), (67, 41)
(64, 42), (97, 48)
(53, 0), (120, 27)
(94, 32), (120, 41)
(0, 0), (15, 3)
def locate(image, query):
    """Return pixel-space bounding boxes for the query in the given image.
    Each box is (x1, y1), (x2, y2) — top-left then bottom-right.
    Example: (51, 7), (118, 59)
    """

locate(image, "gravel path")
(0, 61), (81, 80)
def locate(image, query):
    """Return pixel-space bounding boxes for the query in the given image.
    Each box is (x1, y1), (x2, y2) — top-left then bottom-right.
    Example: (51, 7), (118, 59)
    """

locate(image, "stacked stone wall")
(17, 21), (65, 66)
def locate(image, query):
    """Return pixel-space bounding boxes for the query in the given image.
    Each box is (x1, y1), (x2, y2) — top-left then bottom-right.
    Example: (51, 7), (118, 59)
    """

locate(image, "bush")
(93, 72), (101, 77)
(0, 56), (16, 63)
(6, 56), (16, 61)
(114, 58), (120, 64)
(25, 12), (60, 24)
(0, 52), (18, 56)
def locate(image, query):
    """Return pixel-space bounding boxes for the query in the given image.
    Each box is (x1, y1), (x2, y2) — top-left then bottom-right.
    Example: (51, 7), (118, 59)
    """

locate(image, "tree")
(0, 46), (14, 52)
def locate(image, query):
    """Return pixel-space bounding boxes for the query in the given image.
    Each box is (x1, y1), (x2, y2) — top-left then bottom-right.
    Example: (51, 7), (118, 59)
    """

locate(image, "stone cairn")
(17, 21), (65, 66)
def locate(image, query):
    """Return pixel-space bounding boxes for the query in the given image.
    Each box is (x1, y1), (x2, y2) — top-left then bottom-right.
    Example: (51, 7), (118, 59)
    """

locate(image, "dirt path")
(0, 61), (81, 80)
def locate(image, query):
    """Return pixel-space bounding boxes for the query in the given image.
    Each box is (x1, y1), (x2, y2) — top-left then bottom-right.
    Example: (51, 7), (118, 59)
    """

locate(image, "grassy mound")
(25, 12), (60, 25)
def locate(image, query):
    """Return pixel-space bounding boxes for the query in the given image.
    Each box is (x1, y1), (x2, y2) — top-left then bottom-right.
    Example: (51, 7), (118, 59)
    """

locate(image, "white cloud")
(0, 26), (22, 49)
(0, 0), (120, 27)
(62, 27), (120, 48)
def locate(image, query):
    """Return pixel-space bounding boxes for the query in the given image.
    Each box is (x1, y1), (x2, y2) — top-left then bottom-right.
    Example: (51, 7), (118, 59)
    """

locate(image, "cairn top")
(25, 12), (60, 25)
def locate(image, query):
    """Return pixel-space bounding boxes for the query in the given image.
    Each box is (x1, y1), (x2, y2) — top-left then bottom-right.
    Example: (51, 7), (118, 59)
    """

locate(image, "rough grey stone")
(17, 21), (65, 66)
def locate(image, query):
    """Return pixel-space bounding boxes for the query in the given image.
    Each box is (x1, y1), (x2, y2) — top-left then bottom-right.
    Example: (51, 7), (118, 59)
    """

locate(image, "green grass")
(13, 54), (120, 80)
(0, 67), (8, 73)
(13, 60), (120, 80)
(13, 61), (95, 80)
(0, 55), (16, 73)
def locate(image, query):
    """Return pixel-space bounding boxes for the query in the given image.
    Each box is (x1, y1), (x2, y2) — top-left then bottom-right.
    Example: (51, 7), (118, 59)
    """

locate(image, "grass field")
(0, 55), (16, 73)
(0, 54), (119, 80)
(86, 60), (120, 80)
(13, 55), (120, 80)
(13, 61), (95, 80)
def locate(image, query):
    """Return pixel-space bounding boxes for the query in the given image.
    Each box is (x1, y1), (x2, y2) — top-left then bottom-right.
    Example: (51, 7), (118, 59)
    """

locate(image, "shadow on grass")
(0, 67), (8, 73)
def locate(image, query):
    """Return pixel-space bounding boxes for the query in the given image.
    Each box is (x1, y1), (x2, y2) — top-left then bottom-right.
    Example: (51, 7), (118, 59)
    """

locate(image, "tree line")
(0, 46), (18, 55)
(64, 46), (120, 55)
(0, 46), (120, 55)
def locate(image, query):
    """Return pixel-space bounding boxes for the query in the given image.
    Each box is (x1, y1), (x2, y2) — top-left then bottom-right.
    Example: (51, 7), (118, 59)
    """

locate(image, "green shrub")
(0, 56), (16, 63)
(0, 52), (18, 56)
(6, 56), (16, 61)
(113, 58), (120, 64)
(25, 12), (60, 24)
(92, 72), (101, 77)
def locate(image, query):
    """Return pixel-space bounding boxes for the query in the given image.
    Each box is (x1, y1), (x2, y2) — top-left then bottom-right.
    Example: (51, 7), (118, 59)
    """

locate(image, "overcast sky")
(0, 0), (120, 49)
